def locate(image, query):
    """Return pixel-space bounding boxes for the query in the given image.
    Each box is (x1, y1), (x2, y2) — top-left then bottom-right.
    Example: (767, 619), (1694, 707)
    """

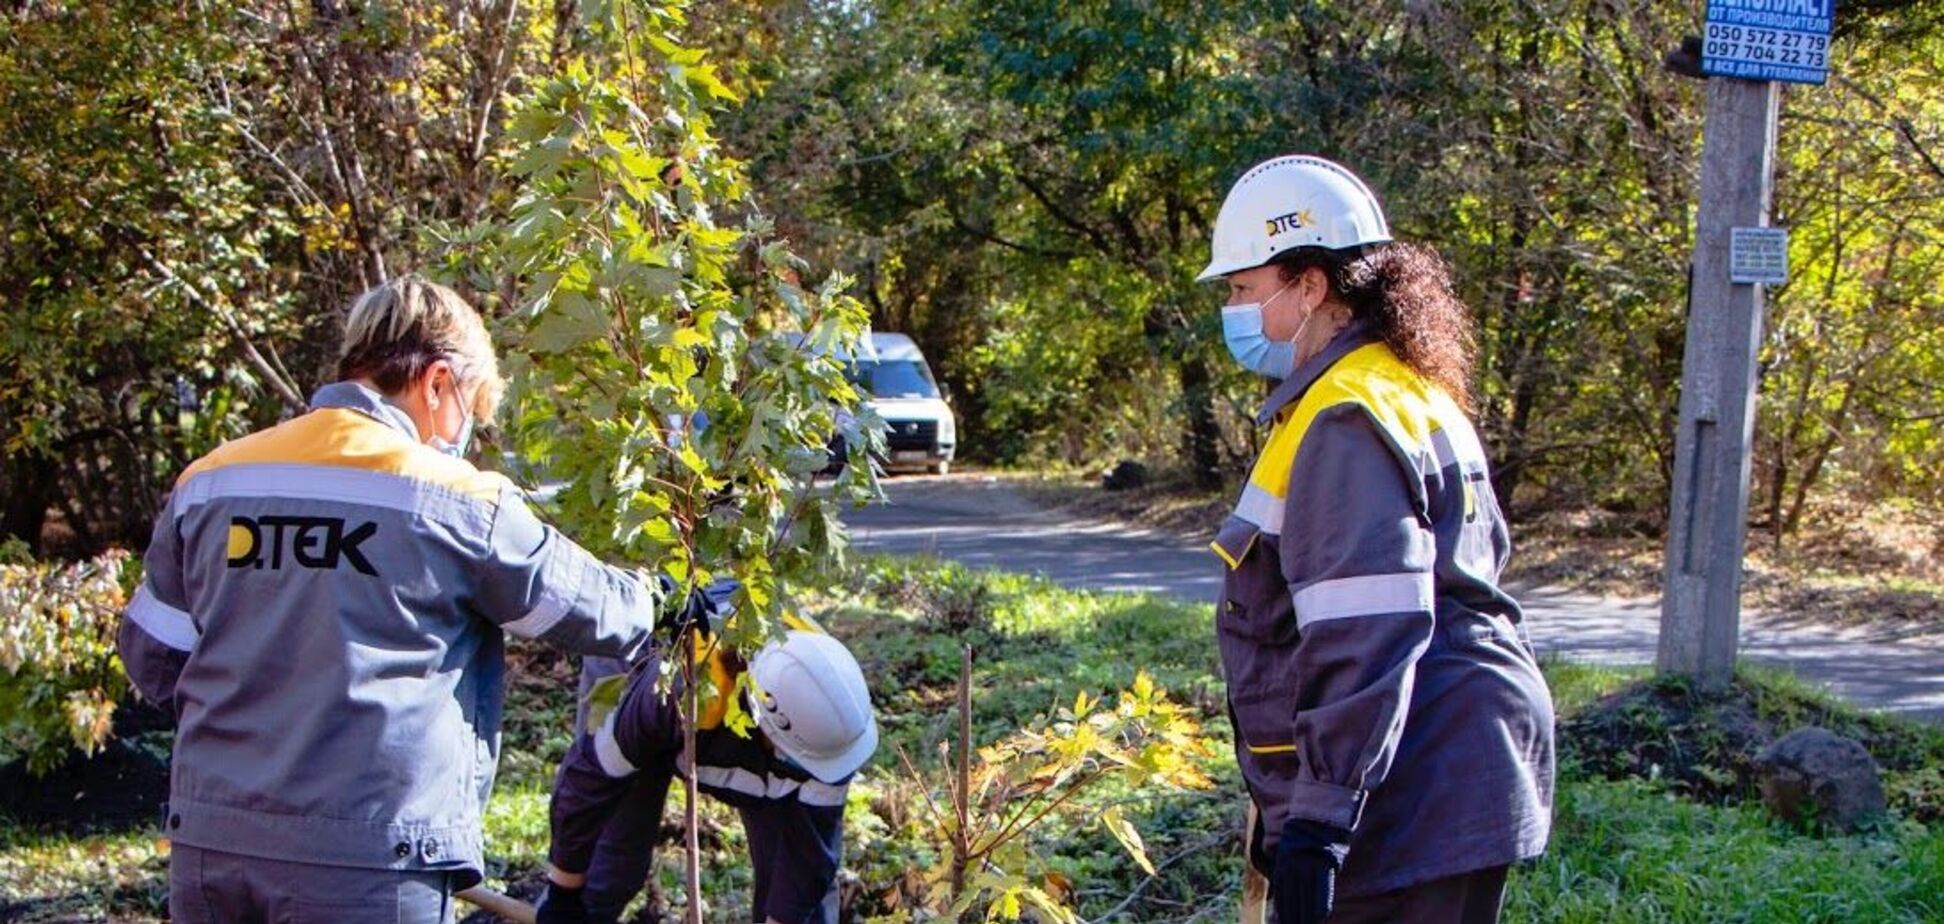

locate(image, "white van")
(849, 333), (957, 475)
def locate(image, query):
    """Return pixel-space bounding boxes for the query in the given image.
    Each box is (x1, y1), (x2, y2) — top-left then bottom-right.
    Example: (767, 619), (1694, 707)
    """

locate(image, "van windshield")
(847, 359), (940, 399)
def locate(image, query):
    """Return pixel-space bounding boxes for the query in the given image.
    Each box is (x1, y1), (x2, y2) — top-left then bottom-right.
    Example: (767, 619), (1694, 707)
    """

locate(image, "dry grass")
(1742, 499), (1944, 633)
(1011, 470), (1944, 633)
(1005, 469), (1230, 535)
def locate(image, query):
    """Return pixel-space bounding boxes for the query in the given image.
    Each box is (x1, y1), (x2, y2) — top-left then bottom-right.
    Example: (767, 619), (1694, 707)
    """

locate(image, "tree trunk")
(682, 650), (703, 924)
(948, 644), (972, 902)
(1, 452), (56, 553)
(1179, 355), (1224, 489)
(1492, 366), (1541, 510)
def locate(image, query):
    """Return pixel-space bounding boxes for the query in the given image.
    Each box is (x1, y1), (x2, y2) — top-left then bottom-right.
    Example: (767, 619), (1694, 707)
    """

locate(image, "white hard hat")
(1197, 155), (1392, 282)
(746, 631), (879, 783)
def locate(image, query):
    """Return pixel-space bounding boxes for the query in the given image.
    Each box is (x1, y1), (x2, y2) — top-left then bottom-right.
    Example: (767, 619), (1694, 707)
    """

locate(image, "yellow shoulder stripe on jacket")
(176, 408), (508, 503)
(1231, 344), (1464, 536)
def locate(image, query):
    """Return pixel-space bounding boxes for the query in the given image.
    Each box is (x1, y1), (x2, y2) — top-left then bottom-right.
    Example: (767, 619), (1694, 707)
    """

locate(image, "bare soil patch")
(1563, 673), (1943, 822)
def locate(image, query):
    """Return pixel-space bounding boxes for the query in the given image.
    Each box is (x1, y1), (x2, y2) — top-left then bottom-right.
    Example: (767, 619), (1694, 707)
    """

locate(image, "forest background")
(4, 2), (1944, 921)
(5, 0), (1942, 561)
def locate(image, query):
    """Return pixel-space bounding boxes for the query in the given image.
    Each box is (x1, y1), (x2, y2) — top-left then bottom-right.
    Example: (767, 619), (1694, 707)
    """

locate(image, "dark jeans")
(167, 843), (452, 924)
(1330, 865), (1509, 924)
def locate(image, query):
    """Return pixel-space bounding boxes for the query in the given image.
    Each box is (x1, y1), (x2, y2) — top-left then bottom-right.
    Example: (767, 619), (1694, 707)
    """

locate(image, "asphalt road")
(844, 474), (1944, 721)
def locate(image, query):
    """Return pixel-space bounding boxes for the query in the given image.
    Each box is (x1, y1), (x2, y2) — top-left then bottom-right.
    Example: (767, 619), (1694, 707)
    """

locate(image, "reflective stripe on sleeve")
(501, 586), (572, 639)
(695, 764), (768, 798)
(1291, 572), (1434, 629)
(501, 549), (590, 639)
(795, 779), (848, 807)
(592, 712), (637, 778)
(127, 583), (198, 652)
(1232, 482), (1285, 535)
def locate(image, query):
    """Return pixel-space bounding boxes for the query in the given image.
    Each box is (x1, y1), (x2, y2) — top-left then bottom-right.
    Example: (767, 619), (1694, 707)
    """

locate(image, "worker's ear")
(420, 359), (456, 414)
(1293, 266), (1329, 315)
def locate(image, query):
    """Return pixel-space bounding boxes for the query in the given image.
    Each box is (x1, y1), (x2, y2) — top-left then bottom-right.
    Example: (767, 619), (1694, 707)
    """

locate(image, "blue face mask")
(427, 377), (475, 458)
(1222, 282), (1297, 379)
(430, 413), (474, 458)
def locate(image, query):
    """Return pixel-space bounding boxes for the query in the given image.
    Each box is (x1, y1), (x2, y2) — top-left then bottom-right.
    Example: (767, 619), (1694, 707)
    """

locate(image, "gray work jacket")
(1212, 322), (1555, 897)
(117, 382), (666, 888)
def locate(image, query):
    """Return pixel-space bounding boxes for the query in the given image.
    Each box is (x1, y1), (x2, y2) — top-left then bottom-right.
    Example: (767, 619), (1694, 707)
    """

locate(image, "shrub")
(0, 552), (132, 776)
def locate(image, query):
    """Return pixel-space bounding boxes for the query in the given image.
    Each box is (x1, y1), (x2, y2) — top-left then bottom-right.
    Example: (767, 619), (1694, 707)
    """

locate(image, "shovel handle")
(1240, 801), (1269, 924)
(456, 884), (538, 924)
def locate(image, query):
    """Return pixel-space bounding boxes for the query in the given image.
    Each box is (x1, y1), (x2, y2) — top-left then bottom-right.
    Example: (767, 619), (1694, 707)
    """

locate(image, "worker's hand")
(1270, 818), (1352, 924)
(535, 880), (590, 924)
(658, 578), (741, 639)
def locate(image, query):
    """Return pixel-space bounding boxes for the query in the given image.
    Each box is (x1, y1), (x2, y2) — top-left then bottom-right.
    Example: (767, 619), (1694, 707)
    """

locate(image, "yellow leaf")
(673, 325), (709, 349)
(1100, 806), (1156, 875)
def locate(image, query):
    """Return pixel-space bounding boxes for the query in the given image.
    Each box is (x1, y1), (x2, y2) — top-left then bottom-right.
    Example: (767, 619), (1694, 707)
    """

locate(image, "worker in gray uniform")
(1199, 156), (1555, 924)
(116, 276), (704, 923)
(534, 620), (877, 924)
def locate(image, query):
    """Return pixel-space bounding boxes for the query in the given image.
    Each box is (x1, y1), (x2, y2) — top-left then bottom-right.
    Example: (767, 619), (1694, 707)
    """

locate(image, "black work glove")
(1271, 818), (1353, 924)
(656, 577), (742, 639)
(535, 881), (589, 924)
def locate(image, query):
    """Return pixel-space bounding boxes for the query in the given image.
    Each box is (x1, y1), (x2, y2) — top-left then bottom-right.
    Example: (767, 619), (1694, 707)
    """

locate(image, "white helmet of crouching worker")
(746, 631), (879, 783)
(1197, 155), (1393, 282)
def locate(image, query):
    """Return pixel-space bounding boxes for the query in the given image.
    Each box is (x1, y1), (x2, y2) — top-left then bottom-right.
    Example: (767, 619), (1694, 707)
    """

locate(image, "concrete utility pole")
(1658, 77), (1781, 689)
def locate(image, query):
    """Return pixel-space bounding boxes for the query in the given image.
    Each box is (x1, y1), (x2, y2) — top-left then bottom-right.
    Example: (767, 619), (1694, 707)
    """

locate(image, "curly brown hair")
(1272, 242), (1478, 412)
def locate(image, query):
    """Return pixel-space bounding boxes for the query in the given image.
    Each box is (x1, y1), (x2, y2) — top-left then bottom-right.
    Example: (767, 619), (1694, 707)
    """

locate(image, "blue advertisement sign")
(1702, 0), (1834, 85)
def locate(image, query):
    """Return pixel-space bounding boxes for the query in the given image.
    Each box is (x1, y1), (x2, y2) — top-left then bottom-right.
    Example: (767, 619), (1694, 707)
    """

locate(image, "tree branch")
(1835, 73), (1944, 181)
(1084, 829), (1232, 924)
(1011, 168), (1120, 259)
(138, 249), (307, 413)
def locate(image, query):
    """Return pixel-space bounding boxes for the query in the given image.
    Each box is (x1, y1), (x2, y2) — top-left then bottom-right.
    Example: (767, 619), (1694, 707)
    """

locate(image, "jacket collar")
(1256, 317), (1381, 426)
(309, 381), (422, 441)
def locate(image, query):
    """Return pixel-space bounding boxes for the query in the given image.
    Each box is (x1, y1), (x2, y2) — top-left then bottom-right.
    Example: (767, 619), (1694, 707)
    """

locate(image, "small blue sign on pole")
(1701, 0), (1834, 85)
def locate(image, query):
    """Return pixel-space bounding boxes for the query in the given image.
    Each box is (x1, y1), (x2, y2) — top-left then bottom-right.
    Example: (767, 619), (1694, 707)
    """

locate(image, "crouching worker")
(536, 620), (878, 924)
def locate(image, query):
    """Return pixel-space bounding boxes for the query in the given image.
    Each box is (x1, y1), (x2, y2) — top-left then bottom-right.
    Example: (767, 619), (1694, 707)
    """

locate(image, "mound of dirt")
(0, 700), (172, 834)
(1562, 675), (1942, 821)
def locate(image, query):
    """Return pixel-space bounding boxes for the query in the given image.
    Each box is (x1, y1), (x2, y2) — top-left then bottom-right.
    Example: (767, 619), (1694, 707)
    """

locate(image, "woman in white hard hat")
(1201, 157), (1554, 924)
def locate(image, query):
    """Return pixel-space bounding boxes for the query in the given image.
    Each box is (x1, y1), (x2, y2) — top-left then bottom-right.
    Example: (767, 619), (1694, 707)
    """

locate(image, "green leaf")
(526, 290), (609, 352)
(583, 672), (628, 730)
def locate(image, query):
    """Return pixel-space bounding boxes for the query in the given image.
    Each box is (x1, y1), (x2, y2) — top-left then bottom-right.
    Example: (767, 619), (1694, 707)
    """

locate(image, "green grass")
(1512, 780), (1943, 922)
(2, 554), (1939, 922)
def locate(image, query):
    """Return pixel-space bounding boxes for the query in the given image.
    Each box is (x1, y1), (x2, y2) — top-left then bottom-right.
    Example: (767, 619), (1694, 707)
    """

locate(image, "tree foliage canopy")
(726, 0), (1944, 536)
(2, 0), (1939, 553)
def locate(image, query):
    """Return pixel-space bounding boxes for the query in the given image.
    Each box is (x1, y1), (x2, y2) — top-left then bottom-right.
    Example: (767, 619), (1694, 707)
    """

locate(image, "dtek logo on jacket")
(227, 516), (379, 575)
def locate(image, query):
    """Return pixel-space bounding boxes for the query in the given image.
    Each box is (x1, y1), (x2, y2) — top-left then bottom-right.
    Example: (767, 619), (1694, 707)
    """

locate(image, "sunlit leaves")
(898, 670), (1216, 921)
(0, 552), (133, 775)
(0, 1), (293, 541)
(493, 0), (879, 664)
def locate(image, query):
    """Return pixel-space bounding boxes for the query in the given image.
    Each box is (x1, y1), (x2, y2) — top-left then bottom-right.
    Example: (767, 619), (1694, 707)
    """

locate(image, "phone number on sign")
(1704, 22), (1828, 68)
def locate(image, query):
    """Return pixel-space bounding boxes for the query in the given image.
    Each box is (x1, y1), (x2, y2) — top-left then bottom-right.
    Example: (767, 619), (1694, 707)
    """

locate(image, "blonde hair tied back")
(337, 275), (505, 424)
